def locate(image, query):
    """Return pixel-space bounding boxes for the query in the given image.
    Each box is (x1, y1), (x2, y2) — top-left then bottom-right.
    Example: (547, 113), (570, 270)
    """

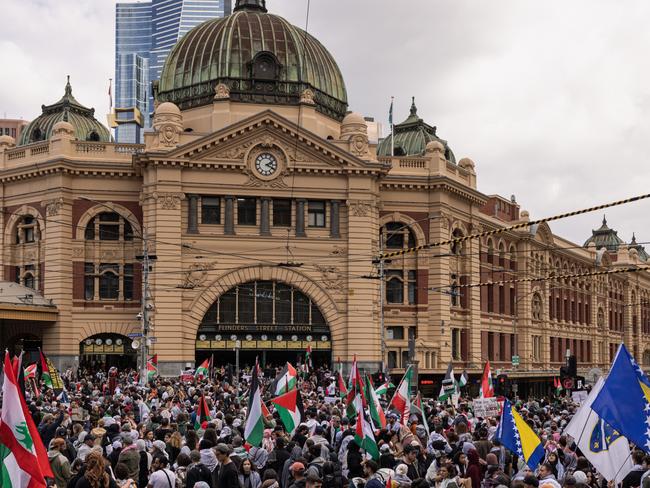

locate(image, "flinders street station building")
(1, 0), (649, 391)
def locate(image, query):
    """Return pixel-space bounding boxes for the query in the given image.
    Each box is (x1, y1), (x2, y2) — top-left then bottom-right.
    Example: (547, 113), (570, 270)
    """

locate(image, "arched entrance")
(79, 333), (137, 371)
(196, 280), (332, 370)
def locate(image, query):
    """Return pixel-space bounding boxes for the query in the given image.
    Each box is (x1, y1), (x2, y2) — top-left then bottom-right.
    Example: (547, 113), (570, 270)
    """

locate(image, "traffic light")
(495, 374), (509, 396)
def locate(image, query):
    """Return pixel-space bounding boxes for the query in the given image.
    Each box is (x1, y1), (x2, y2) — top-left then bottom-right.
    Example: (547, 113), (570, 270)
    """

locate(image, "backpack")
(308, 461), (324, 479)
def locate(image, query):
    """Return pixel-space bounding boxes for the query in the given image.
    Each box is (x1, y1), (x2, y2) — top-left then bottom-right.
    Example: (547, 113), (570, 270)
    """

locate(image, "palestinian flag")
(0, 351), (47, 487)
(554, 377), (563, 395)
(411, 393), (430, 437)
(458, 371), (468, 388)
(244, 362), (264, 447)
(23, 364), (37, 380)
(271, 387), (305, 435)
(195, 358), (210, 379)
(354, 409), (380, 461)
(194, 395), (211, 430)
(38, 350), (63, 395)
(480, 361), (494, 398)
(345, 356), (365, 418)
(272, 362), (297, 395)
(364, 374), (386, 430)
(336, 359), (348, 398)
(438, 362), (457, 402)
(389, 365), (413, 425)
(374, 380), (395, 397)
(147, 354), (158, 381)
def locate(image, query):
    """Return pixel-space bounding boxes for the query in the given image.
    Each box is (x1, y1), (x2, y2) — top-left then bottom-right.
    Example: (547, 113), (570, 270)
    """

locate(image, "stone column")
(295, 199), (306, 237)
(224, 196), (235, 235)
(187, 194), (199, 234)
(260, 198), (271, 236)
(330, 200), (341, 238)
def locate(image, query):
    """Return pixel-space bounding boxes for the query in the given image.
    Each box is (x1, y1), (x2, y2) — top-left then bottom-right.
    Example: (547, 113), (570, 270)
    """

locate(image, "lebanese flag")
(0, 351), (48, 487)
(271, 387), (305, 435)
(193, 394), (212, 430)
(480, 361), (494, 398)
(244, 362), (264, 447)
(389, 365), (413, 425)
(364, 374), (386, 430)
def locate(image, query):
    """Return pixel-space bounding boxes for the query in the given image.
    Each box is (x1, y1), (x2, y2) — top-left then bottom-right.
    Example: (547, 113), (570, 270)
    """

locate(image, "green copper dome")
(157, 0), (348, 120)
(583, 216), (625, 251)
(19, 77), (111, 146)
(378, 98), (456, 162)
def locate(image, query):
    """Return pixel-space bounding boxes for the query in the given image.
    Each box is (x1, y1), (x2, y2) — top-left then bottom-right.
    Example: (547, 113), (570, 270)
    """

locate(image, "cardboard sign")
(473, 397), (501, 418)
(571, 390), (589, 405)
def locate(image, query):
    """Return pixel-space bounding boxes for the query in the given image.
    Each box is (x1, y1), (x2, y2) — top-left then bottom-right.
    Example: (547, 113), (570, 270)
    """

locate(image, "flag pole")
(390, 96), (395, 157)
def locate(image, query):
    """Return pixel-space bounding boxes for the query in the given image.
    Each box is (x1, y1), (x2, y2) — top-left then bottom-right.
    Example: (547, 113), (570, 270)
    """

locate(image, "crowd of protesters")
(22, 364), (650, 488)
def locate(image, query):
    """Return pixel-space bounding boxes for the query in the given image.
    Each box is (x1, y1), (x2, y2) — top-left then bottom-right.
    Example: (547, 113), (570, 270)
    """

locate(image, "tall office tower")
(114, 0), (231, 143)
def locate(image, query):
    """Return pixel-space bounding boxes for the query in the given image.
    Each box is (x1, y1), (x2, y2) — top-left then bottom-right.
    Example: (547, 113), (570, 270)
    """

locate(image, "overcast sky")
(2, 0), (649, 248)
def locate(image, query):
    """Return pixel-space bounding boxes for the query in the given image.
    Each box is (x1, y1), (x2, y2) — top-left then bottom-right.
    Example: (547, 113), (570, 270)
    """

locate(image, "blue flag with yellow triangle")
(495, 398), (545, 468)
(591, 343), (650, 453)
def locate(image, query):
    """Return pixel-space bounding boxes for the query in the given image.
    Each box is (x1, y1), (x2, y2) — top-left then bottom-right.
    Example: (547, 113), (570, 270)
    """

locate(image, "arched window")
(85, 212), (134, 241)
(81, 209), (138, 302)
(252, 52), (280, 80)
(532, 293), (543, 320)
(86, 131), (100, 142)
(597, 308), (605, 331)
(11, 215), (41, 291)
(381, 222), (418, 306)
(31, 128), (43, 142)
(486, 239), (494, 264)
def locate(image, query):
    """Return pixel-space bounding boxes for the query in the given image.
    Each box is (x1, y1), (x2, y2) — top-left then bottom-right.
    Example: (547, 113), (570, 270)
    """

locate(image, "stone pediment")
(157, 110), (383, 173)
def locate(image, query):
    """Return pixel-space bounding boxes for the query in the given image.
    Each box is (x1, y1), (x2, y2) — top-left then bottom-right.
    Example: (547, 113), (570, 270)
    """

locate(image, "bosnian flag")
(389, 365), (413, 425)
(244, 361), (265, 447)
(480, 361), (494, 398)
(0, 351), (48, 487)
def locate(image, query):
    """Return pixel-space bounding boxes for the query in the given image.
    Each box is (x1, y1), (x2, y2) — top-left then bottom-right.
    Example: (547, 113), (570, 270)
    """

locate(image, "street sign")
(127, 333), (143, 338)
(511, 355), (520, 366)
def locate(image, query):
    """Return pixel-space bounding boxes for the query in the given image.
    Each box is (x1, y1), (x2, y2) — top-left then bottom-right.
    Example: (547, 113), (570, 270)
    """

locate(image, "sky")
(1, 0), (649, 248)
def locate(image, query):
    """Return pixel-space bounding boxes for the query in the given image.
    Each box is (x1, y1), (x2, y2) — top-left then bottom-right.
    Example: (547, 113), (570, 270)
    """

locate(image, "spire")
(233, 0), (267, 12)
(65, 75), (72, 97)
(410, 96), (417, 116)
(631, 233), (637, 245)
(602, 215), (607, 226)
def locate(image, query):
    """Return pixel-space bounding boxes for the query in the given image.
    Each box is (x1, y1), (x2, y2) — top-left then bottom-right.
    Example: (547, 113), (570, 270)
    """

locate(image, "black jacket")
(186, 463), (214, 488)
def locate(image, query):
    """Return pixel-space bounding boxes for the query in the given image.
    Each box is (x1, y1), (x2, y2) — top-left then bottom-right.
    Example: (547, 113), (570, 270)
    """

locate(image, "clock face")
(255, 153), (278, 176)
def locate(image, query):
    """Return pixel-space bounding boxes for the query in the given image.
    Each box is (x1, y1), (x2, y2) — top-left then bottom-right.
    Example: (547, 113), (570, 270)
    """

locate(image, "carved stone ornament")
(43, 198), (64, 217)
(300, 88), (315, 105)
(154, 192), (185, 210)
(101, 249), (117, 261)
(348, 200), (374, 217)
(330, 246), (346, 256)
(214, 83), (231, 100)
(313, 264), (345, 292)
(72, 247), (84, 258)
(152, 104), (183, 149)
(350, 134), (369, 158)
(179, 262), (216, 289)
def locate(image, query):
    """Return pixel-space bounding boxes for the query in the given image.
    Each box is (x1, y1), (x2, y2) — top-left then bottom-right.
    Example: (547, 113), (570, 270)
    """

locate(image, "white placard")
(473, 397), (500, 418)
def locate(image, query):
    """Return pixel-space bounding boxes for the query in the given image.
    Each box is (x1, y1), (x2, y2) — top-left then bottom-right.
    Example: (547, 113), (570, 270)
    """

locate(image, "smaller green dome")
(583, 216), (625, 251)
(19, 77), (111, 146)
(378, 98), (455, 162)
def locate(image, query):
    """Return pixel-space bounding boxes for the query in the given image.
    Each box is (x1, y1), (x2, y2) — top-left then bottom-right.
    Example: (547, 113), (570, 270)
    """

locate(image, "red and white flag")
(480, 360), (494, 398)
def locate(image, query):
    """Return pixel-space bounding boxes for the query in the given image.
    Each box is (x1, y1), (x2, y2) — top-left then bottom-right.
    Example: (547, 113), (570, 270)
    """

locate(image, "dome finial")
(410, 96), (417, 116)
(632, 233), (637, 244)
(234, 0), (267, 12)
(65, 75), (72, 96)
(602, 215), (607, 226)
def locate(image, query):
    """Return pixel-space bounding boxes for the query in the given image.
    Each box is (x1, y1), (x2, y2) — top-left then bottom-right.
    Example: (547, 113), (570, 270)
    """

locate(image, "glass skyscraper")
(115, 0), (231, 143)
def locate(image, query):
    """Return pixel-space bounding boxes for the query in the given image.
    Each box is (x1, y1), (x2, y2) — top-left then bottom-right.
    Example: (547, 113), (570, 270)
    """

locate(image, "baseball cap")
(290, 462), (305, 473)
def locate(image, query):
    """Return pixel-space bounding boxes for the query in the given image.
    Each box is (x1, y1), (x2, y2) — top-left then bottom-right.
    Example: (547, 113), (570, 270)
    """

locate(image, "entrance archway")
(79, 333), (137, 371)
(196, 280), (332, 370)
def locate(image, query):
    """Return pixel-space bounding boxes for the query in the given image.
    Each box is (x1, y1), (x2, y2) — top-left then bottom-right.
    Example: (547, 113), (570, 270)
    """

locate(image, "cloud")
(1, 0), (649, 246)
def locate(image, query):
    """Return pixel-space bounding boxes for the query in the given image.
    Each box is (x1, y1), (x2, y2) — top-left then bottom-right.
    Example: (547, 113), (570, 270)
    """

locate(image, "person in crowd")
(48, 437), (73, 488)
(148, 455), (177, 488)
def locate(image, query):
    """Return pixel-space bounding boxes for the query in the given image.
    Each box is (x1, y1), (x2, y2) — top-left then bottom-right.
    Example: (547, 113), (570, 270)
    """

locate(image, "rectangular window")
(123, 264), (134, 301)
(487, 284), (494, 313)
(219, 289), (236, 323)
(509, 287), (515, 315)
(237, 198), (257, 225)
(24, 226), (35, 243)
(387, 351), (398, 369)
(275, 283), (292, 324)
(294, 291), (310, 324)
(99, 263), (119, 300)
(273, 199), (292, 227)
(256, 282), (274, 324)
(407, 270), (417, 305)
(238, 283), (255, 323)
(99, 223), (119, 240)
(498, 285), (505, 314)
(307, 201), (326, 227)
(451, 328), (461, 360)
(401, 350), (410, 368)
(386, 326), (404, 340)
(201, 196), (221, 224)
(84, 263), (95, 300)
